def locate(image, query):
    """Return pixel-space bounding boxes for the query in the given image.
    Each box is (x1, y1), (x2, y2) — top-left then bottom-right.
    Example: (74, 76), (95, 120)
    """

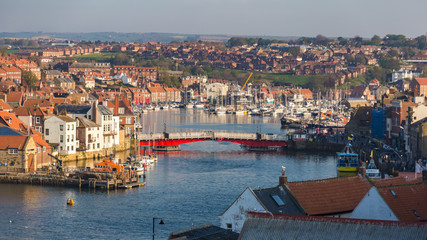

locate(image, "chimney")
(114, 96), (119, 115)
(279, 166), (288, 185)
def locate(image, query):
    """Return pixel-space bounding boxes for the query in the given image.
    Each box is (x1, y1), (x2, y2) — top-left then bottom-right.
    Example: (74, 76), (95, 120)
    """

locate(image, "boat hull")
(337, 166), (358, 172)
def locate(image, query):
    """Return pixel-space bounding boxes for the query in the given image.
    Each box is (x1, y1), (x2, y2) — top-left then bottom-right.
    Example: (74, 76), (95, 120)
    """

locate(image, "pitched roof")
(252, 185), (305, 215)
(0, 125), (22, 136)
(7, 91), (24, 103)
(415, 78), (427, 86)
(0, 111), (28, 132)
(77, 117), (100, 128)
(0, 135), (28, 150)
(56, 104), (91, 114)
(287, 175), (371, 215)
(239, 212), (427, 240)
(56, 115), (76, 123)
(0, 99), (11, 111)
(169, 224), (238, 240)
(377, 183), (427, 222)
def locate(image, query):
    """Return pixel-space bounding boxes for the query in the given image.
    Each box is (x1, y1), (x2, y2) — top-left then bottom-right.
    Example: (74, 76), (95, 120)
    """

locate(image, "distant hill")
(0, 32), (299, 43)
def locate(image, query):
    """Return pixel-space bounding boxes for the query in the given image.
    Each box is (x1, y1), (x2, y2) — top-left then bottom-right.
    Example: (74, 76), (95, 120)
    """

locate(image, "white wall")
(350, 187), (398, 221)
(44, 116), (77, 155)
(219, 188), (266, 233)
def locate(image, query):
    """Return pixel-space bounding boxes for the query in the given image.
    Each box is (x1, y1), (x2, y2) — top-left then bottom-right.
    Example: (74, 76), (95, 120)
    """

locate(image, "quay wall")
(286, 140), (344, 152)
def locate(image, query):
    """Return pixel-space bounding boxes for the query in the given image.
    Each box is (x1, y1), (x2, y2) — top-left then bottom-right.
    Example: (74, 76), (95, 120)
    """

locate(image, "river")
(0, 109), (337, 239)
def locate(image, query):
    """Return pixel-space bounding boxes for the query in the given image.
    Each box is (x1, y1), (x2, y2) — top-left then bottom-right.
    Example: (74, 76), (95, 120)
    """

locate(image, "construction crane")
(241, 72), (253, 92)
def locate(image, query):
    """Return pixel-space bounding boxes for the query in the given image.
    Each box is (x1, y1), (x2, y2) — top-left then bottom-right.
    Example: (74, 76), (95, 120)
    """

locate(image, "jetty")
(0, 171), (144, 190)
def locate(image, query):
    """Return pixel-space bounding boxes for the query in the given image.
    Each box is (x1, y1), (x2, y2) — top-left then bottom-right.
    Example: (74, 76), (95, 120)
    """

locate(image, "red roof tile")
(0, 135), (28, 150)
(287, 175), (371, 215)
(415, 78), (427, 86)
(377, 183), (427, 222)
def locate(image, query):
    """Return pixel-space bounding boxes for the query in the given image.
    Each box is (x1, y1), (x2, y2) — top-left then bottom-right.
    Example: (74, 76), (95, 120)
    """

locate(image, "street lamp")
(152, 217), (164, 240)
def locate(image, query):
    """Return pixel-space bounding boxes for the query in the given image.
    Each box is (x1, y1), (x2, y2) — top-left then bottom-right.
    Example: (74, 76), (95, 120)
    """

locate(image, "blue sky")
(1, 0), (426, 38)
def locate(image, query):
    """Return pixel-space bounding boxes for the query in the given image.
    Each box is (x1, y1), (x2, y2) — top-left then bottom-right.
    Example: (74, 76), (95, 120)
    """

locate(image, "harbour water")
(0, 109), (337, 239)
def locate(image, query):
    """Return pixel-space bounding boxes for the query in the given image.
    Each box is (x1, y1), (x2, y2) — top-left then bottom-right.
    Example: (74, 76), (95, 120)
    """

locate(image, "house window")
(71, 146), (73, 151)
(97, 143), (100, 148)
(60, 135), (63, 143)
(67, 125), (70, 131)
(36, 117), (40, 123)
(72, 125), (74, 130)
(226, 223), (232, 229)
(8, 148), (18, 154)
(60, 125), (63, 131)
(45, 129), (49, 135)
(67, 135), (69, 142)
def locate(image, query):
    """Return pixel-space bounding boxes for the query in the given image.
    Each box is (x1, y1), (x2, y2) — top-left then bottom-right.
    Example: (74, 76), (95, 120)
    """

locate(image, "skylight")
(390, 189), (398, 198)
(272, 195), (285, 206)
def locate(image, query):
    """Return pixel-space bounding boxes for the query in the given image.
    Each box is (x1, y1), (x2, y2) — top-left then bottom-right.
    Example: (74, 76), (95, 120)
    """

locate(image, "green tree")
(379, 56), (400, 70)
(370, 35), (382, 45)
(112, 53), (131, 66)
(22, 70), (38, 90)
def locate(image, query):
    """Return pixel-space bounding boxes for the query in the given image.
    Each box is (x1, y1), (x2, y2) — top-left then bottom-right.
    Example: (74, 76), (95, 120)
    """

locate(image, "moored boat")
(337, 142), (359, 173)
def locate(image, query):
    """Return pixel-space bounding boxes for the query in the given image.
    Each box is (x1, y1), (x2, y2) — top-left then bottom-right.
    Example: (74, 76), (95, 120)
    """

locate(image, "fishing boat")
(337, 142), (359, 173)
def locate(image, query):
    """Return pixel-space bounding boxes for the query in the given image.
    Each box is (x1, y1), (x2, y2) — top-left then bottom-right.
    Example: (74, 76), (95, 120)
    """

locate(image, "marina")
(0, 109), (338, 239)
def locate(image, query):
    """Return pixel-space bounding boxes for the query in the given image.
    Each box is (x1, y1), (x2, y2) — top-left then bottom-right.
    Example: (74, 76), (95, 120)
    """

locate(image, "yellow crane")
(241, 72), (253, 92)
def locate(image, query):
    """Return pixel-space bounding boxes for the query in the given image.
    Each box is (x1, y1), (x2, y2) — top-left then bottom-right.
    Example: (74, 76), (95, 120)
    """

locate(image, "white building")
(391, 69), (422, 82)
(44, 115), (78, 155)
(350, 187), (399, 221)
(95, 105), (119, 149)
(219, 184), (305, 233)
(76, 117), (103, 152)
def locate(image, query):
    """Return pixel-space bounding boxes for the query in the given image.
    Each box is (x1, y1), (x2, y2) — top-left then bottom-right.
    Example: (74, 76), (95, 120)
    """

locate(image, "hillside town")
(1, 35), (427, 239)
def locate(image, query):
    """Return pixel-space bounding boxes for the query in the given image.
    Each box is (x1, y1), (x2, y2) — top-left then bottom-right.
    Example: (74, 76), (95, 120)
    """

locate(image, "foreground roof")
(287, 175), (371, 215)
(169, 224), (238, 240)
(238, 212), (427, 240)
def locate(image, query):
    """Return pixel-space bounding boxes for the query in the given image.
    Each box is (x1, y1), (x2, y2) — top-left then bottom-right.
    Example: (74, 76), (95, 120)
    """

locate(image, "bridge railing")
(138, 131), (289, 141)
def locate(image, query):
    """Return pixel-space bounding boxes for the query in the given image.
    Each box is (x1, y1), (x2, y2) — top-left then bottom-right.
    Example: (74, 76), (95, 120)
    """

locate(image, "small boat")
(194, 103), (204, 109)
(337, 142), (359, 173)
(131, 161), (145, 175)
(94, 158), (124, 173)
(366, 159), (381, 180)
(215, 107), (226, 115)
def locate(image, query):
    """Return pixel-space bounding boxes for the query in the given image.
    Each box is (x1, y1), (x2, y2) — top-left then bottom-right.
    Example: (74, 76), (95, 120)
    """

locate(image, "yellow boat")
(337, 142), (359, 173)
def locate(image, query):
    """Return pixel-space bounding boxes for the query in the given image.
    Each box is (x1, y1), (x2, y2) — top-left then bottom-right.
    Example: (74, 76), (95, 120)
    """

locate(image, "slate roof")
(77, 117), (100, 128)
(252, 185), (306, 215)
(56, 104), (92, 114)
(98, 105), (113, 115)
(287, 175), (371, 215)
(239, 212), (427, 240)
(169, 224), (238, 240)
(0, 126), (22, 136)
(377, 182), (427, 222)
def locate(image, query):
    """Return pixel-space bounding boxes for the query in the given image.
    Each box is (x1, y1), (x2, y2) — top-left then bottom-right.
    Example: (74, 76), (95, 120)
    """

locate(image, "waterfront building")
(0, 125), (52, 173)
(56, 104), (94, 121)
(76, 117), (102, 152)
(44, 115), (77, 156)
(94, 105), (119, 149)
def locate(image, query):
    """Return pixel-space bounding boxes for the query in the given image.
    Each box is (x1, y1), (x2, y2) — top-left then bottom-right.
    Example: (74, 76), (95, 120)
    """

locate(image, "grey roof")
(56, 104), (92, 114)
(239, 213), (427, 240)
(45, 70), (61, 75)
(169, 224), (238, 240)
(70, 62), (110, 68)
(77, 117), (100, 128)
(56, 77), (74, 83)
(98, 105), (112, 115)
(0, 126), (22, 136)
(253, 185), (306, 215)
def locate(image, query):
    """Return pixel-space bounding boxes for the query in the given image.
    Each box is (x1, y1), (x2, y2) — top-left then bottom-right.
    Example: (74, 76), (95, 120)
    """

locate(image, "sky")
(0, 0), (426, 38)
